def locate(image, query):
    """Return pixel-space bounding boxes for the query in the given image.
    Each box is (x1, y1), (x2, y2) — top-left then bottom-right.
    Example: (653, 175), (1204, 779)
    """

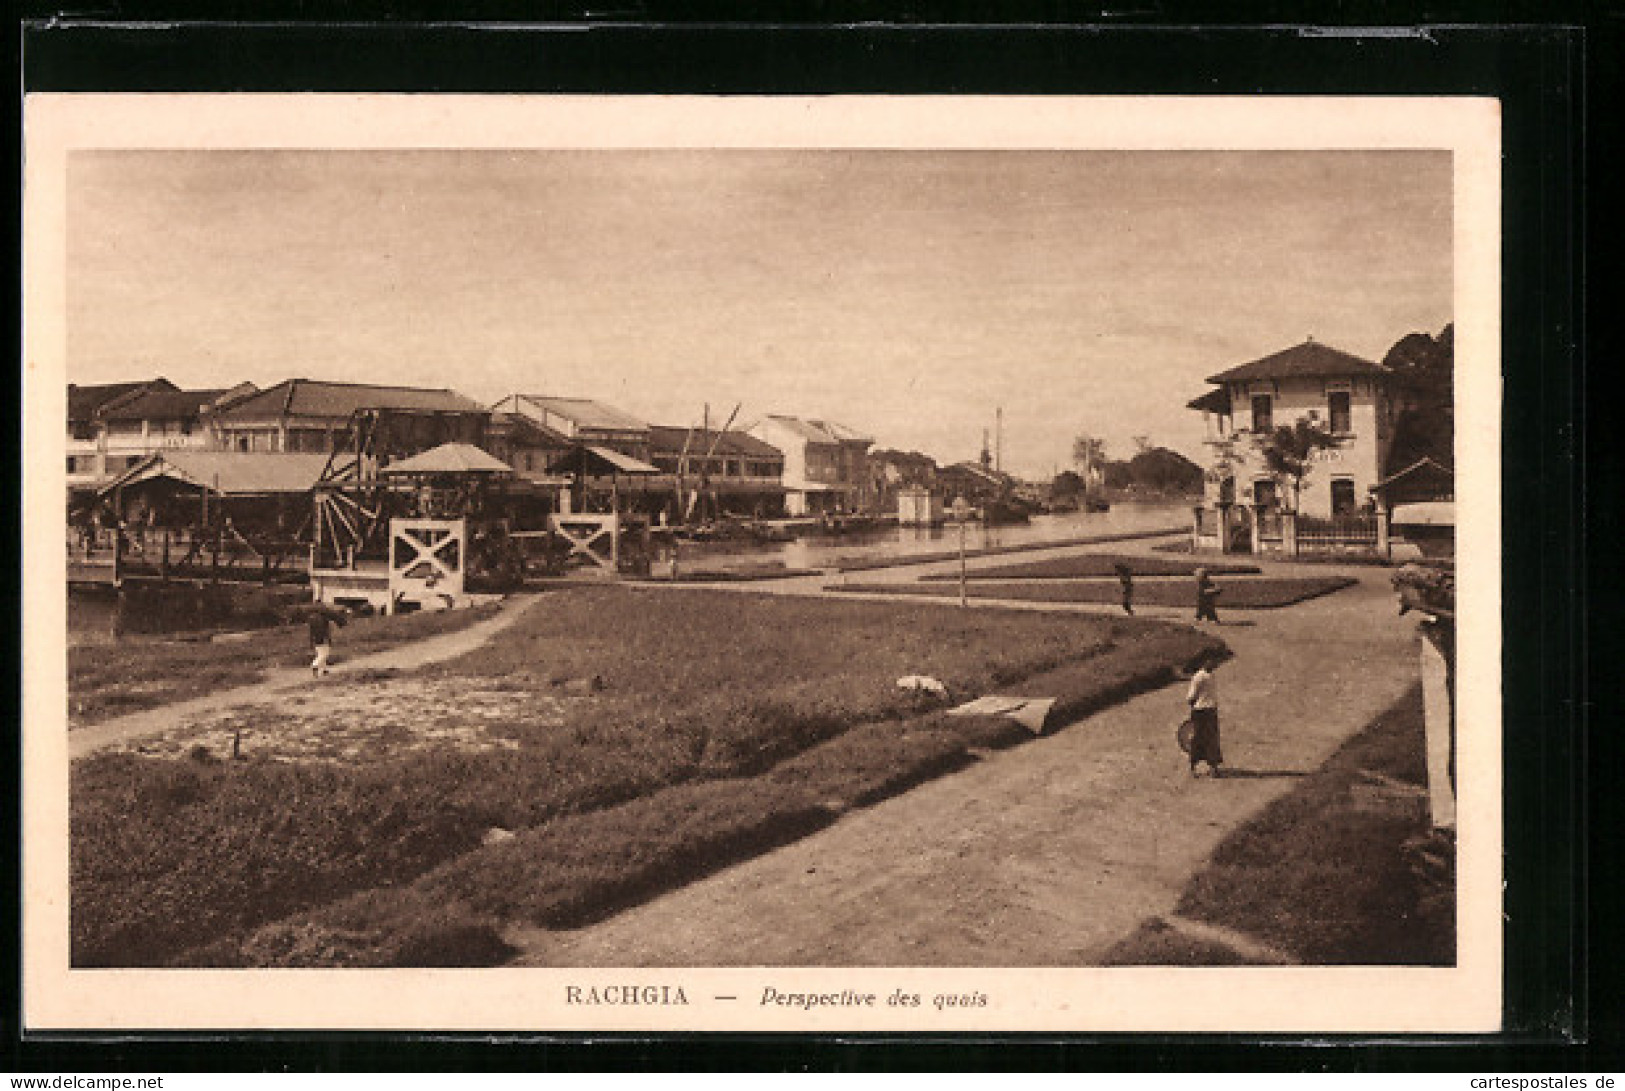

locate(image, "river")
(67, 500), (1191, 645)
(674, 499), (1189, 571)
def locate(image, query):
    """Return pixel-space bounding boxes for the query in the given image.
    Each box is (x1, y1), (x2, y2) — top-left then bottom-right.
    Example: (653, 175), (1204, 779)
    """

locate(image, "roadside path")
(509, 555), (1415, 965)
(68, 594), (545, 761)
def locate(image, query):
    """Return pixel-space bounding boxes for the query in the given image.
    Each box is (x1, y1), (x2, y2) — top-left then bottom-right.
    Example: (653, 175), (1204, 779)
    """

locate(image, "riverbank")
(69, 603), (500, 727)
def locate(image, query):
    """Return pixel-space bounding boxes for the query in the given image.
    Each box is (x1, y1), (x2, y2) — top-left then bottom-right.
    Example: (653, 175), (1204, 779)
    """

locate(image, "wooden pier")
(67, 528), (308, 589)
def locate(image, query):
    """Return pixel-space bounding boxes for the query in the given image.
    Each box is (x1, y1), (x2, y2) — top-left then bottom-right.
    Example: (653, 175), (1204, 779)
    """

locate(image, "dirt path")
(509, 559), (1415, 966)
(68, 594), (546, 761)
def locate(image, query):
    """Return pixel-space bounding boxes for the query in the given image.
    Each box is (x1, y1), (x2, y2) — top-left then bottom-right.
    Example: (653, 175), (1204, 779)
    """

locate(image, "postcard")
(24, 94), (1500, 1033)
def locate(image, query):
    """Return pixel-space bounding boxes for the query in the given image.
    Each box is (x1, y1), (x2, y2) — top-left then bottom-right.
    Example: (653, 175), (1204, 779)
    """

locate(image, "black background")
(8, 4), (1605, 1073)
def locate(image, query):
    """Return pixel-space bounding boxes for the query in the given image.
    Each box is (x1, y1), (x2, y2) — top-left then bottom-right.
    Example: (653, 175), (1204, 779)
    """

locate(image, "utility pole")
(995, 407), (1003, 475)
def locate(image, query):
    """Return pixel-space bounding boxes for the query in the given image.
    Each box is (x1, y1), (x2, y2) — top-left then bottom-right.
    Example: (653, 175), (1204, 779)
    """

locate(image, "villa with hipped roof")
(1186, 338), (1415, 551)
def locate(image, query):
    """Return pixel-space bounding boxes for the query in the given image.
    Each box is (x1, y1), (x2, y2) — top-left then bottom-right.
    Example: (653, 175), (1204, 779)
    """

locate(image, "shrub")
(833, 576), (1357, 609)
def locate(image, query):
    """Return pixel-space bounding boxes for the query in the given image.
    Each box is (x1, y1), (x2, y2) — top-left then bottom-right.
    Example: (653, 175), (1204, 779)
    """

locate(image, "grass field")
(73, 587), (1223, 967)
(832, 576), (1357, 610)
(1100, 682), (1453, 966)
(68, 605), (499, 726)
(921, 553), (1260, 581)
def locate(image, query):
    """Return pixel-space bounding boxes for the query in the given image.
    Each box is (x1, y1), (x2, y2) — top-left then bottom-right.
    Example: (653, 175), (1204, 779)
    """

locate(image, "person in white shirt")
(1185, 651), (1224, 778)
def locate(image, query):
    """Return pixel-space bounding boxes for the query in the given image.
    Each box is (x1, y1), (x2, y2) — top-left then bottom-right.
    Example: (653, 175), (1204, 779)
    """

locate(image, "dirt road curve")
(510, 556), (1417, 966)
(68, 595), (543, 761)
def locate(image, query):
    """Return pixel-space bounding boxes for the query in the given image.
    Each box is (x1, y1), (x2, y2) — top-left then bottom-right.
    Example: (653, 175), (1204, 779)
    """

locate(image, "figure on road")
(1115, 562), (1135, 615)
(308, 605), (346, 678)
(1194, 566), (1221, 623)
(1185, 650), (1224, 778)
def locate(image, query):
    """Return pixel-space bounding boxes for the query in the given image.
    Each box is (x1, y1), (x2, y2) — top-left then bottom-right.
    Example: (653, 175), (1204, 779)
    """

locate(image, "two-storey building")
(67, 378), (258, 493)
(211, 379), (488, 458)
(746, 415), (874, 516)
(1187, 339), (1410, 549)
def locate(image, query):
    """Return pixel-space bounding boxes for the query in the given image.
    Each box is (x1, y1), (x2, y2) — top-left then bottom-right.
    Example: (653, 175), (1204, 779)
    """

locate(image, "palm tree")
(1072, 435), (1106, 481)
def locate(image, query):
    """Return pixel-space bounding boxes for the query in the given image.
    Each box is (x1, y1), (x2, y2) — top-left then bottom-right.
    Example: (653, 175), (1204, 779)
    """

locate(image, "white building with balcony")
(67, 379), (257, 494)
(1187, 339), (1411, 550)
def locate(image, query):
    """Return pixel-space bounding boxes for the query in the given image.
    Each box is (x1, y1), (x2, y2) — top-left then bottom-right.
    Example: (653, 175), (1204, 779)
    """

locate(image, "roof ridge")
(290, 377), (464, 394)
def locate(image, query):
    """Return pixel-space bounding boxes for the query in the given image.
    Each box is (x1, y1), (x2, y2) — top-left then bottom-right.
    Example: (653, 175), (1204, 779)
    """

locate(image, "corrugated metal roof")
(761, 415), (873, 446)
(1206, 340), (1389, 385)
(380, 443), (514, 475)
(812, 419), (874, 444)
(513, 395), (649, 433)
(99, 451), (331, 496)
(216, 379), (486, 421)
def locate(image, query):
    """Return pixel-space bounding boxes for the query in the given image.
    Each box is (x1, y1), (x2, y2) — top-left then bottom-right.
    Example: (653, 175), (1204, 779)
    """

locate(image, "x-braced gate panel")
(389, 518), (466, 613)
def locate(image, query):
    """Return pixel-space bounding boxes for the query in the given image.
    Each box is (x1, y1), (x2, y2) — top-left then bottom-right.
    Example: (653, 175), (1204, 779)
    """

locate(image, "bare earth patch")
(118, 678), (579, 765)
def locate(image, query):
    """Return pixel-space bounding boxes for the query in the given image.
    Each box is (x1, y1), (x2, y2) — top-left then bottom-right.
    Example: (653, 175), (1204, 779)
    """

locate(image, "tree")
(1132, 434), (1154, 456)
(1260, 419), (1341, 512)
(1126, 446), (1204, 494)
(1051, 470), (1085, 502)
(1072, 435), (1106, 477)
(1383, 323), (1454, 467)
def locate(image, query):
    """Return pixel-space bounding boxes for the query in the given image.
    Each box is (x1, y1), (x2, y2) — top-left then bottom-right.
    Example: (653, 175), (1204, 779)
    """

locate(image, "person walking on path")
(1185, 650), (1224, 778)
(1115, 562), (1135, 616)
(1194, 566), (1221, 623)
(308, 605), (346, 678)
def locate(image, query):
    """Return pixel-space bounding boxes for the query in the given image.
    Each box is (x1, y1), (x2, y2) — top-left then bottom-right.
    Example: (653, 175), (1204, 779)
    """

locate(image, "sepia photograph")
(22, 95), (1501, 1033)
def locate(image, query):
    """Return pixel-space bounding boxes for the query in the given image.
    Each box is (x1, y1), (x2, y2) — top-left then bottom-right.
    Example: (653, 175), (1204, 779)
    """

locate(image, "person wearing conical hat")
(1185, 649), (1225, 778)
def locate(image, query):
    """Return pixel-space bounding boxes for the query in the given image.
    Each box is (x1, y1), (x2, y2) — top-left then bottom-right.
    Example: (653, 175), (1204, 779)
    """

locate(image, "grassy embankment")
(919, 554), (1260, 580)
(1153, 539), (1392, 566)
(68, 605), (500, 726)
(832, 527), (1186, 573)
(1101, 682), (1453, 965)
(636, 561), (823, 583)
(72, 587), (1223, 968)
(833, 576), (1357, 609)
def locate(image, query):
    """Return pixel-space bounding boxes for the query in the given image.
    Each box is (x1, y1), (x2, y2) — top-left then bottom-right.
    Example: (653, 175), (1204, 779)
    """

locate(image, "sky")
(67, 149), (1452, 477)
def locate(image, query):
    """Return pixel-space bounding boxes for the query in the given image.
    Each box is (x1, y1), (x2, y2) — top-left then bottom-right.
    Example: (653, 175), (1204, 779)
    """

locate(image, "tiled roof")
(1374, 456), (1454, 490)
(216, 379), (486, 422)
(98, 388), (229, 423)
(648, 425), (784, 460)
(1185, 388), (1232, 414)
(1205, 340), (1389, 385)
(68, 378), (176, 423)
(511, 395), (649, 433)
